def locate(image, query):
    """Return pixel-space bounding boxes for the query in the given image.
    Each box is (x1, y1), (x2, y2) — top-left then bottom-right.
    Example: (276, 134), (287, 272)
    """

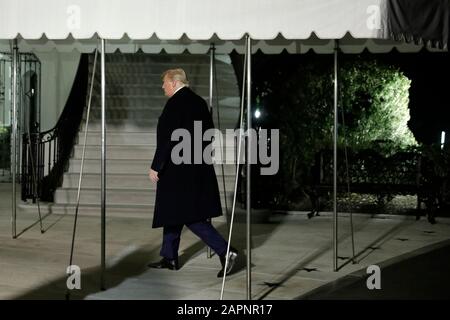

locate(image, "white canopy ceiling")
(1, 0), (384, 40)
(0, 0), (444, 54)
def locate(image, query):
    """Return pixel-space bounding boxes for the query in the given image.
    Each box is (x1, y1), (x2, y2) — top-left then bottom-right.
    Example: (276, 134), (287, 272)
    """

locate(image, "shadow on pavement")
(297, 239), (450, 300)
(13, 212), (288, 300)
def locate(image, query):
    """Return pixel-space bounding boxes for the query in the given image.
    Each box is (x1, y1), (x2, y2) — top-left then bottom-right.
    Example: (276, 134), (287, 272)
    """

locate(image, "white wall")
(35, 51), (81, 131)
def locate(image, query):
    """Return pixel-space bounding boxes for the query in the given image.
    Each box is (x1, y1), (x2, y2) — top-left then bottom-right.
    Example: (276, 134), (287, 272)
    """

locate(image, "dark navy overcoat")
(151, 87), (222, 228)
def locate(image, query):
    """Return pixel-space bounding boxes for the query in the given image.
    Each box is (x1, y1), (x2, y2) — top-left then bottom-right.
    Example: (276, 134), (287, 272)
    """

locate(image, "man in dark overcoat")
(147, 68), (238, 277)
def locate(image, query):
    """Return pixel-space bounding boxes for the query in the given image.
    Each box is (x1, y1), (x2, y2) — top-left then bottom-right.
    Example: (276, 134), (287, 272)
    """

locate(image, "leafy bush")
(250, 52), (417, 209)
(339, 59), (416, 149)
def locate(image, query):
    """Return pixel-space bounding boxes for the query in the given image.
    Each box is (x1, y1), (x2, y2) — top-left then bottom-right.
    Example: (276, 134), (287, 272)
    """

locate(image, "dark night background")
(233, 49), (450, 146)
(230, 49), (450, 215)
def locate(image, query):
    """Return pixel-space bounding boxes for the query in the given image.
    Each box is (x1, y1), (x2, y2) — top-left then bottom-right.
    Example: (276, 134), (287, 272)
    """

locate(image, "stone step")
(86, 110), (161, 121)
(73, 145), (154, 159)
(80, 119), (159, 132)
(62, 172), (237, 189)
(86, 108), (239, 123)
(72, 143), (238, 159)
(97, 74), (237, 86)
(20, 202), (157, 218)
(91, 85), (238, 97)
(54, 186), (235, 206)
(88, 95), (239, 108)
(87, 103), (165, 111)
(80, 118), (240, 132)
(86, 109), (240, 126)
(76, 131), (157, 145)
(18, 202), (229, 220)
(75, 130), (239, 146)
(67, 159), (238, 175)
(89, 96), (166, 108)
(87, 110), (160, 121)
(55, 187), (156, 205)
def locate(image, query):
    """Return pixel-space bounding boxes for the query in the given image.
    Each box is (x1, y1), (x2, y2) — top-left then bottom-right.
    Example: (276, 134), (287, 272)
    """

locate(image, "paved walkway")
(300, 239), (450, 299)
(1, 182), (450, 300)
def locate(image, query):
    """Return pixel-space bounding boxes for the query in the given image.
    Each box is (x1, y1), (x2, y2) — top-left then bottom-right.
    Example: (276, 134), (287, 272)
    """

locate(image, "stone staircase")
(21, 53), (240, 219)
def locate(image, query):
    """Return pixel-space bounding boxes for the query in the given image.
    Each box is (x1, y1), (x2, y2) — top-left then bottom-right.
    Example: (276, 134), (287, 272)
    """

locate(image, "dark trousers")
(160, 220), (228, 260)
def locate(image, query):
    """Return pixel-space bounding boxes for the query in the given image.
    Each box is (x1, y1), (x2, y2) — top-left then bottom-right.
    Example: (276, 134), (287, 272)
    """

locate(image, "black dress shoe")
(147, 258), (179, 270)
(217, 248), (238, 278)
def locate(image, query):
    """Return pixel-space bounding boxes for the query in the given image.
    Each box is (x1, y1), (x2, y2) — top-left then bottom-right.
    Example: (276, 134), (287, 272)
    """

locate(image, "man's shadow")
(13, 212), (286, 300)
(13, 243), (164, 300)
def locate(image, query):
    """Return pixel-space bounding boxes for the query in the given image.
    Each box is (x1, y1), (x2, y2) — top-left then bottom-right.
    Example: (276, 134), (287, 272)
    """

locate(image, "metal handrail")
(21, 54), (89, 202)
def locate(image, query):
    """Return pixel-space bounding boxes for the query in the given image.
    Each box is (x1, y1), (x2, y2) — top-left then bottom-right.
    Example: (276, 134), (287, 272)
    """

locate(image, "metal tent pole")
(333, 40), (338, 272)
(209, 44), (214, 113)
(219, 44), (247, 300)
(212, 48), (230, 230)
(246, 35), (252, 300)
(206, 44), (215, 259)
(66, 48), (99, 300)
(100, 38), (106, 290)
(11, 39), (18, 239)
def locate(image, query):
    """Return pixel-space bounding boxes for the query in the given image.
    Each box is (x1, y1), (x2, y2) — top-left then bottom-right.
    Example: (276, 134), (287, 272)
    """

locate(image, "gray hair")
(161, 68), (189, 86)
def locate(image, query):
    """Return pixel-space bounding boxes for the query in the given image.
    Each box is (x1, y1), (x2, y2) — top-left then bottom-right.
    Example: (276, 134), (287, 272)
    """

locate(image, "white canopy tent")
(1, 0), (438, 299)
(1, 0), (383, 39)
(2, 0), (435, 55)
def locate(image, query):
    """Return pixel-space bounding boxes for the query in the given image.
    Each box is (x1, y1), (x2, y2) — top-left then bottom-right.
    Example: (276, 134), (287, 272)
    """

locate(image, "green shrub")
(252, 53), (417, 209)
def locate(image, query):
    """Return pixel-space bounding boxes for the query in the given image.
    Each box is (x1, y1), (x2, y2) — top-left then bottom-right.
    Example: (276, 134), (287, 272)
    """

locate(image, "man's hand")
(149, 169), (159, 183)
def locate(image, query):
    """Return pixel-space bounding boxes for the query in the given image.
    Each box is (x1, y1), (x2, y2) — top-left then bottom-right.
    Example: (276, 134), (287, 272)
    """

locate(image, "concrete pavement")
(1, 182), (450, 300)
